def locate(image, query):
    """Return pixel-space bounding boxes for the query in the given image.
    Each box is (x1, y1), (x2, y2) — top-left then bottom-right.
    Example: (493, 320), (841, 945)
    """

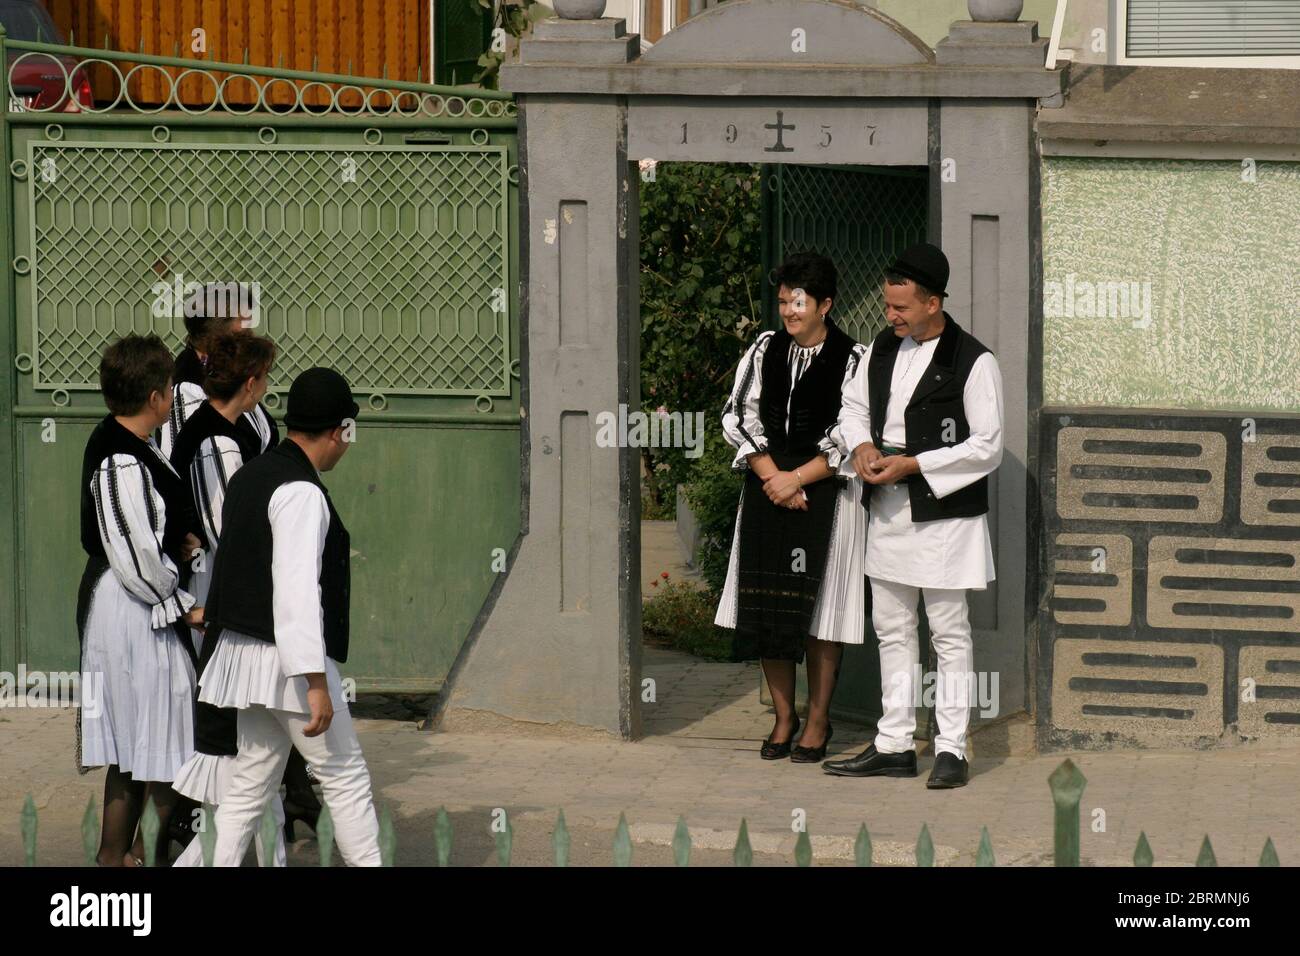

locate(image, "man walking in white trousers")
(190, 367), (381, 864)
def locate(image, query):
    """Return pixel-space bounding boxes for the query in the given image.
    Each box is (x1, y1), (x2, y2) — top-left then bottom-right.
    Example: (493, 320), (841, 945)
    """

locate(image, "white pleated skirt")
(198, 629), (347, 715)
(79, 569), (196, 782)
(714, 473), (867, 644)
(172, 751), (229, 805)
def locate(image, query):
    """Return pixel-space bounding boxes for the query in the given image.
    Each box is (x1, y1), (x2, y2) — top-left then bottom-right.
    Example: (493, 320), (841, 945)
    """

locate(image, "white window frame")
(1115, 0), (1300, 69)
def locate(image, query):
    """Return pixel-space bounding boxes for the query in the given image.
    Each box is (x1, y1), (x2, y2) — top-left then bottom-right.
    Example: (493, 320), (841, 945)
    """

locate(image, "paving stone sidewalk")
(3, 645), (1297, 867)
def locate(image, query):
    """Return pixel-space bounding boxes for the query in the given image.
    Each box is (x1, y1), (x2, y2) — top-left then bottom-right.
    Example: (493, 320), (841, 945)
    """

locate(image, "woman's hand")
(764, 470), (802, 505)
(183, 606), (206, 633)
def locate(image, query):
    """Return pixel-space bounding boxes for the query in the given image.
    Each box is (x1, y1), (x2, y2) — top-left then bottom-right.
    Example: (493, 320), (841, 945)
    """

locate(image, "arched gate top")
(639, 0), (934, 67)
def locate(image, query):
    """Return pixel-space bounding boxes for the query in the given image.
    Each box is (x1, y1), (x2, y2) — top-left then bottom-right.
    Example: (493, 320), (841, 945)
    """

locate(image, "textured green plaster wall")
(1042, 157), (1300, 412)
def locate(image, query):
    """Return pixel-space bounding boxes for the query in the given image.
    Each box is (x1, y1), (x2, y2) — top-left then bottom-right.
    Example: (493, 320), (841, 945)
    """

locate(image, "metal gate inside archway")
(0, 35), (521, 693)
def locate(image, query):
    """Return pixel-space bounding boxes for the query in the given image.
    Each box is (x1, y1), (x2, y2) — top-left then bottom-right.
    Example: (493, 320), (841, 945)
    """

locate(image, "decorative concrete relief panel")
(1242, 433), (1300, 529)
(1051, 638), (1224, 744)
(1041, 158), (1300, 413)
(1039, 411), (1300, 750)
(1237, 646), (1300, 737)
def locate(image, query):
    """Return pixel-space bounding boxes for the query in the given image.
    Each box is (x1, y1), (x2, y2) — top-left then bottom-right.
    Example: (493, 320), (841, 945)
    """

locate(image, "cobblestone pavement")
(3, 646), (1297, 867)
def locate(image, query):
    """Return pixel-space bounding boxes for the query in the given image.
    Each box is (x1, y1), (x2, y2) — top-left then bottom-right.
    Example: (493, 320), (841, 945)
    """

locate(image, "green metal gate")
(760, 163), (929, 341)
(0, 36), (521, 692)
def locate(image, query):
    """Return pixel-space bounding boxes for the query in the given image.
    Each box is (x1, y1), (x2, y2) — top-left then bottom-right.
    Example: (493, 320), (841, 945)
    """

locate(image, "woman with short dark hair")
(158, 282), (277, 460)
(715, 252), (868, 763)
(78, 333), (205, 865)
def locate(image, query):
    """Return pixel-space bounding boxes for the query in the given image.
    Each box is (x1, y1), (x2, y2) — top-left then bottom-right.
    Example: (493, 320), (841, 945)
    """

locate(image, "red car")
(2, 0), (91, 112)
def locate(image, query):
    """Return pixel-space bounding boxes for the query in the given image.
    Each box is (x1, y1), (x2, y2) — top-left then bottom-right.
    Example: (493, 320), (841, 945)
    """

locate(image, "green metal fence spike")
(794, 828), (812, 867)
(976, 826), (995, 867)
(242, 48), (250, 65)
(1195, 835), (1216, 867)
(553, 809), (570, 867)
(68, 29), (75, 47)
(382, 61), (389, 79)
(312, 55), (319, 72)
(173, 41), (180, 58)
(1048, 757), (1087, 867)
(378, 805), (395, 866)
(672, 816), (691, 867)
(416, 64), (423, 83)
(316, 804), (335, 867)
(494, 810), (512, 867)
(434, 807), (452, 867)
(199, 805), (216, 867)
(1133, 831), (1153, 867)
(278, 52), (285, 68)
(347, 58), (354, 76)
(81, 796), (99, 866)
(613, 812), (632, 867)
(20, 794), (37, 866)
(1259, 838), (1279, 867)
(138, 38), (145, 54)
(139, 797), (159, 867)
(915, 823), (934, 867)
(259, 800), (278, 866)
(102, 32), (110, 50)
(733, 818), (753, 867)
(854, 823), (872, 867)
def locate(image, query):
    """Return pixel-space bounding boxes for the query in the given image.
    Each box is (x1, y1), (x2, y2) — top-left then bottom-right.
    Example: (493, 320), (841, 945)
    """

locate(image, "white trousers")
(173, 795), (286, 867)
(209, 703), (382, 866)
(872, 578), (974, 760)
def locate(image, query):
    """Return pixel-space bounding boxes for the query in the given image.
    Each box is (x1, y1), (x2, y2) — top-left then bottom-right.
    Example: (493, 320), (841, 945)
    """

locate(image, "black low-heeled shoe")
(790, 724), (833, 763)
(760, 716), (801, 760)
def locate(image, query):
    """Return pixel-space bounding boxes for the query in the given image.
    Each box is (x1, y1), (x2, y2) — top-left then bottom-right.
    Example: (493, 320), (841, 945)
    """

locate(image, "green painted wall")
(1042, 157), (1300, 412)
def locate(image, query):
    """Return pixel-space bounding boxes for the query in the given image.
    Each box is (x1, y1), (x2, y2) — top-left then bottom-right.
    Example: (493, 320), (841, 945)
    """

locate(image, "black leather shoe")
(822, 744), (917, 777)
(760, 716), (801, 760)
(790, 724), (833, 763)
(926, 752), (970, 789)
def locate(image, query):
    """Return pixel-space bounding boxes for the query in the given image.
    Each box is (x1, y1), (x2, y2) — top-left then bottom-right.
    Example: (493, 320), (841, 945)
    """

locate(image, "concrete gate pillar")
(437, 19), (644, 737)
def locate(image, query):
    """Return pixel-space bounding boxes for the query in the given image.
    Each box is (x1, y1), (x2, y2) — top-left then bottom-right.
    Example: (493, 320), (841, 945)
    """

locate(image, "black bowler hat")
(283, 367), (360, 432)
(888, 242), (950, 297)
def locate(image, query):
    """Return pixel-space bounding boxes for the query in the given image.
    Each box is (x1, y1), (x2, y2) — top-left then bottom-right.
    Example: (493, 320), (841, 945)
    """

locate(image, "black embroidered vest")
(204, 438), (351, 664)
(757, 317), (855, 469)
(80, 414), (199, 562)
(865, 313), (992, 522)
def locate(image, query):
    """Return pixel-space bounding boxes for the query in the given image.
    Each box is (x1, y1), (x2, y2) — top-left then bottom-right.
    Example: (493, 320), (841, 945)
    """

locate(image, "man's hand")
(851, 443), (884, 480)
(183, 606), (205, 633)
(864, 454), (921, 486)
(763, 470), (802, 505)
(303, 674), (333, 737)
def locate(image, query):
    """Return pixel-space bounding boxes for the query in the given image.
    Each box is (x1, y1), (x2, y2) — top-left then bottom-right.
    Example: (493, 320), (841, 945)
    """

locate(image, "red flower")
(661, 571), (670, 579)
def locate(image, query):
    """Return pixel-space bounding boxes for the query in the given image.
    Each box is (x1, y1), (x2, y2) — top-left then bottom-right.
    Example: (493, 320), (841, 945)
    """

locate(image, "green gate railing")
(0, 29), (522, 692)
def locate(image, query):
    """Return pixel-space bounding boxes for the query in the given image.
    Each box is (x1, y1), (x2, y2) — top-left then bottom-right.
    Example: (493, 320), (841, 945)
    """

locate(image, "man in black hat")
(193, 366), (382, 865)
(822, 243), (1004, 789)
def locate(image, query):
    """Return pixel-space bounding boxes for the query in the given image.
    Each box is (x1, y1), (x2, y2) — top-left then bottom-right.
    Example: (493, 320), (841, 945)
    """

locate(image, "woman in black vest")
(166, 333), (302, 865)
(77, 334), (205, 865)
(715, 253), (869, 762)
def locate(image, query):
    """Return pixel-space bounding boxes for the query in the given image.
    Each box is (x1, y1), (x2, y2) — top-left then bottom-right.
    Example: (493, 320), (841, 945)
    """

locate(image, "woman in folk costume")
(166, 333), (292, 866)
(77, 334), (205, 865)
(158, 281), (277, 461)
(715, 252), (868, 762)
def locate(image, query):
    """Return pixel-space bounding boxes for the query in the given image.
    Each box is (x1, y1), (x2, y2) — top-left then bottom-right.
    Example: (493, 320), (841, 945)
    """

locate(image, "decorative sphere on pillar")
(553, 0), (608, 18)
(968, 0), (1023, 21)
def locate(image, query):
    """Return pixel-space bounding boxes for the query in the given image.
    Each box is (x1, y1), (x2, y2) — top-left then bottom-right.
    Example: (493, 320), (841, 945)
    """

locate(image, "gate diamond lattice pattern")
(779, 165), (928, 345)
(26, 143), (511, 396)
